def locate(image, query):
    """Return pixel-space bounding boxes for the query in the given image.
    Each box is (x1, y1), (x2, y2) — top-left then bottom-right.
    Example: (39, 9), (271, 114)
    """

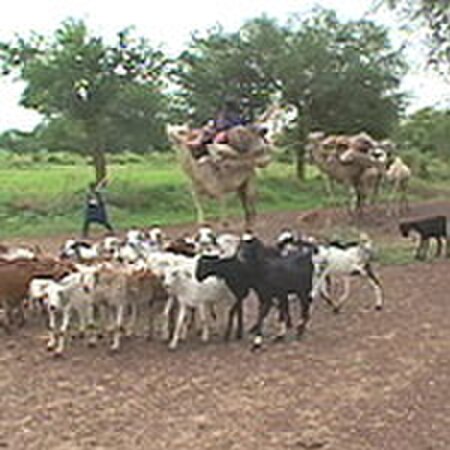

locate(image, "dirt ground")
(1, 201), (450, 450)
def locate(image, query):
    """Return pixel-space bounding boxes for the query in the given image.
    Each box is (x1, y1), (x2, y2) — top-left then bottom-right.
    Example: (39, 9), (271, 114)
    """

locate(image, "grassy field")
(0, 152), (448, 240)
(0, 156), (335, 238)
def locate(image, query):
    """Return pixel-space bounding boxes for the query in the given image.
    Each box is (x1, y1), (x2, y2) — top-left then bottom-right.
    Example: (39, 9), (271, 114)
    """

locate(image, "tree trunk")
(291, 103), (309, 181)
(92, 148), (107, 183)
(294, 143), (306, 180)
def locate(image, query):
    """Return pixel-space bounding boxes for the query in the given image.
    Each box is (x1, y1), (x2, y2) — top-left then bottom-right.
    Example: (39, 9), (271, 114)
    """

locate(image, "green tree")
(269, 10), (406, 177)
(386, 1), (450, 67)
(171, 19), (279, 125)
(0, 20), (169, 181)
(394, 107), (450, 159)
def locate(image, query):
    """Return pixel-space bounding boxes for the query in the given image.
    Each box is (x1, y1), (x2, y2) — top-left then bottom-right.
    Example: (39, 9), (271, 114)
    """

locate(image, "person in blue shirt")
(82, 177), (114, 238)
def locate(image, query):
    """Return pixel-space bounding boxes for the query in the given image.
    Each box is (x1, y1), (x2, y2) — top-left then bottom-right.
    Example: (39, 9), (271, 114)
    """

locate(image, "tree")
(0, 20), (169, 181)
(386, 1), (450, 67)
(394, 107), (450, 159)
(268, 10), (406, 177)
(171, 19), (280, 126)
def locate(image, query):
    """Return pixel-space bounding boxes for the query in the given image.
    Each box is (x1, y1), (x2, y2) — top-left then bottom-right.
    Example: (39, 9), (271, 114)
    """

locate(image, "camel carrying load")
(167, 104), (295, 226)
(306, 131), (411, 215)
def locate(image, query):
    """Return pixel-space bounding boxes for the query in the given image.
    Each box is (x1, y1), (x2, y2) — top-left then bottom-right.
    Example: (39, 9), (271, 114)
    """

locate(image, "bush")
(401, 148), (431, 179)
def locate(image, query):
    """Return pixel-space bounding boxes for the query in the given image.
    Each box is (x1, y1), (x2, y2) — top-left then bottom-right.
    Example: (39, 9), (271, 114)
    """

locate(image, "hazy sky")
(0, 0), (449, 131)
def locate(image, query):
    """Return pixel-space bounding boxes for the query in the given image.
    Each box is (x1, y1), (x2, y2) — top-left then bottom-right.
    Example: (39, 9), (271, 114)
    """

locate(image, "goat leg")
(54, 308), (71, 357)
(250, 296), (273, 350)
(415, 238), (425, 260)
(47, 310), (58, 351)
(198, 304), (209, 343)
(364, 264), (384, 310)
(296, 296), (312, 338)
(169, 304), (187, 350)
(436, 237), (443, 258)
(273, 297), (289, 341)
(1, 305), (12, 335)
(111, 304), (125, 352)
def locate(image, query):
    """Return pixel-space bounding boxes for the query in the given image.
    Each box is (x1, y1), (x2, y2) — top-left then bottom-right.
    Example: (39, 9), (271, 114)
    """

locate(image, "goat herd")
(0, 224), (391, 357)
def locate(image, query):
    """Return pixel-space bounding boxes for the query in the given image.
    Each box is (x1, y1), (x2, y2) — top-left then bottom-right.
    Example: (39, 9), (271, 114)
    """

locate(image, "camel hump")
(226, 126), (262, 153)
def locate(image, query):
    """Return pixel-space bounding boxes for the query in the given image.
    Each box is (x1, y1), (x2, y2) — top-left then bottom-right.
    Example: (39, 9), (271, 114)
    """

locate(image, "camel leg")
(324, 176), (337, 205)
(237, 178), (257, 229)
(190, 185), (205, 224)
(349, 186), (363, 217)
(219, 197), (227, 226)
(387, 182), (399, 217)
(399, 183), (409, 214)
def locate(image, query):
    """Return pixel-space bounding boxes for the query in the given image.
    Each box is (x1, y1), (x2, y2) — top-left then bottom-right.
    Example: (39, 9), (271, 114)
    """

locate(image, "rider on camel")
(187, 98), (246, 159)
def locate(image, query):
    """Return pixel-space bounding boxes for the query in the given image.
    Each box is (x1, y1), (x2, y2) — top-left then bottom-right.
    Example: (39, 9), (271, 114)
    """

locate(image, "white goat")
(312, 235), (384, 312)
(46, 272), (97, 356)
(161, 257), (235, 350)
(60, 239), (99, 261)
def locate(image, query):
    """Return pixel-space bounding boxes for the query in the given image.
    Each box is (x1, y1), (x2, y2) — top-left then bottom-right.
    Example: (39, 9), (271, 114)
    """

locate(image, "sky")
(0, 0), (449, 132)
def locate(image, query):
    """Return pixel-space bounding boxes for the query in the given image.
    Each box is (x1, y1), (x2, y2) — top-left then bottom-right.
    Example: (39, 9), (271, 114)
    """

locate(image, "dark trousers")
(82, 218), (114, 238)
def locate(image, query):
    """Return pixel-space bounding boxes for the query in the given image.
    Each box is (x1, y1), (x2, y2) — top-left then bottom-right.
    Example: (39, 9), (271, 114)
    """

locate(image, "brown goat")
(0, 258), (76, 333)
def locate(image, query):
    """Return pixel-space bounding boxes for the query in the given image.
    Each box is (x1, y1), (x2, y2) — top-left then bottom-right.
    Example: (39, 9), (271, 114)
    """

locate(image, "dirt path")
(5, 199), (450, 253)
(1, 260), (449, 450)
(1, 202), (450, 449)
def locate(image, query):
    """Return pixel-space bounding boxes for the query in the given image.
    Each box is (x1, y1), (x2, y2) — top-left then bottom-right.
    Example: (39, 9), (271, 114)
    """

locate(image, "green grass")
(0, 152), (449, 240)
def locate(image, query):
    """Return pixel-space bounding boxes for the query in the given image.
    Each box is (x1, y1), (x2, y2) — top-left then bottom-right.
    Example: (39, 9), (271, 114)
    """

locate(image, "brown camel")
(167, 124), (271, 227)
(307, 132), (386, 213)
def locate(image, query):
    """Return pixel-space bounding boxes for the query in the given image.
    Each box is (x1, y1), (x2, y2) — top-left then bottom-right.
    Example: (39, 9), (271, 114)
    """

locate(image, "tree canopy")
(0, 20), (169, 181)
(386, 1), (450, 69)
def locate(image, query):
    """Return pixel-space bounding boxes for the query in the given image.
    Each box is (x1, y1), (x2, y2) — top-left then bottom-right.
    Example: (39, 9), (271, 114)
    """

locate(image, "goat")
(399, 216), (449, 260)
(164, 237), (197, 257)
(162, 257), (236, 350)
(46, 272), (97, 356)
(83, 264), (164, 351)
(237, 234), (315, 348)
(311, 234), (384, 312)
(0, 258), (76, 333)
(60, 240), (99, 262)
(196, 254), (251, 341)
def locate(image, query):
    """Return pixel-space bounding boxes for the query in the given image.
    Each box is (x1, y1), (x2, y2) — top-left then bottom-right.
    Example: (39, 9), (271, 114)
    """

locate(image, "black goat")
(197, 234), (315, 348)
(399, 215), (449, 260)
(238, 236), (314, 348)
(196, 255), (250, 341)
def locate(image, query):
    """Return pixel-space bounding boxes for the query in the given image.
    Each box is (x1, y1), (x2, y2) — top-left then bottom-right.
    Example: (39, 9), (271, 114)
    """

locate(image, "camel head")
(166, 123), (195, 146)
(255, 102), (297, 144)
(305, 131), (326, 162)
(339, 147), (385, 170)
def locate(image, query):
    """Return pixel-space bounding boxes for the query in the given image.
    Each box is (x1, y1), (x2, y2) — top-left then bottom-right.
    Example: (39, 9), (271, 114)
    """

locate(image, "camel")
(166, 103), (296, 226)
(307, 132), (386, 213)
(167, 123), (271, 227)
(253, 103), (297, 143)
(385, 156), (411, 216)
